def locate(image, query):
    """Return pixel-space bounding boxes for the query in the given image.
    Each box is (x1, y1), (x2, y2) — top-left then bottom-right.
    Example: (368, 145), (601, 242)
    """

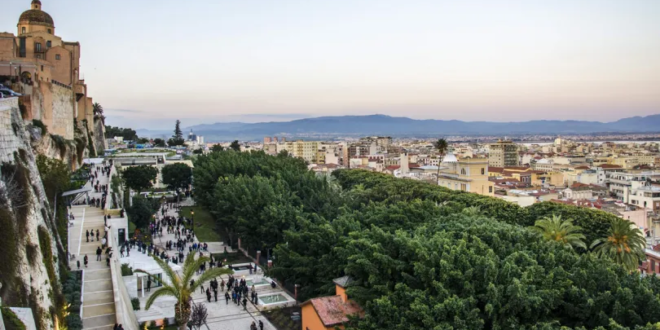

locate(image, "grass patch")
(180, 206), (223, 242)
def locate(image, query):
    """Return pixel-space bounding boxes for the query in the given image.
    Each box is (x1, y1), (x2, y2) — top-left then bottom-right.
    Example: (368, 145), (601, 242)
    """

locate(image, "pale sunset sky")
(2, 0), (660, 129)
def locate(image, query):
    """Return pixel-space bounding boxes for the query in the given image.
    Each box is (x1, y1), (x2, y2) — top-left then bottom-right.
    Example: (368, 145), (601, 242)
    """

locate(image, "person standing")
(86, 230), (90, 242)
(147, 277), (151, 292)
(225, 292), (230, 305)
(214, 289), (218, 302)
(242, 297), (247, 310)
(77, 260), (80, 270)
(258, 320), (264, 330)
(84, 255), (88, 267)
(206, 288), (211, 303)
(96, 229), (100, 241)
(96, 246), (102, 261)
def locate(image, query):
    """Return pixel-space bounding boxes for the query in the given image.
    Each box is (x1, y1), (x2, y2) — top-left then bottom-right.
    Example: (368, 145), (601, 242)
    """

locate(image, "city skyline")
(2, 0), (660, 127)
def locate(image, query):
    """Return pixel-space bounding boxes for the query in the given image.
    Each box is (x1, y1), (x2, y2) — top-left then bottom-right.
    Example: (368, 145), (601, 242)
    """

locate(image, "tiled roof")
(304, 296), (364, 327)
(488, 167), (504, 173)
(599, 164), (622, 169)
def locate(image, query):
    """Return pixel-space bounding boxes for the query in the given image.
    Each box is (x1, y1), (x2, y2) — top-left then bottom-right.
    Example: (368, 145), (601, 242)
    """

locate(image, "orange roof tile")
(304, 296), (364, 327)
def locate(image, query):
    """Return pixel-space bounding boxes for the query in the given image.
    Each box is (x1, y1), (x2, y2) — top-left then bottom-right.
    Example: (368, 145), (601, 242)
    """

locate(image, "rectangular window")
(55, 54), (61, 60)
(489, 186), (493, 193)
(41, 65), (43, 71)
(22, 27), (26, 34)
(36, 43), (42, 51)
(46, 41), (52, 48)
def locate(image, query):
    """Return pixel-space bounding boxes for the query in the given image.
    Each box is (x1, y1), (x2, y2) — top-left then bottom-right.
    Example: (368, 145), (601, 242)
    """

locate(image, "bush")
(32, 119), (48, 136)
(121, 263), (134, 276)
(131, 297), (141, 311)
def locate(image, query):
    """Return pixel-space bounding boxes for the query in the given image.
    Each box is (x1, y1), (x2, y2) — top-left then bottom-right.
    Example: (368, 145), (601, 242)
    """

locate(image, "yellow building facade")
(438, 158), (494, 196)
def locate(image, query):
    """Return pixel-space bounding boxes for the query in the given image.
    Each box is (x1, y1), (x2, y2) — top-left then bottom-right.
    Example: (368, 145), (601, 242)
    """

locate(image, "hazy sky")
(3, 0), (660, 129)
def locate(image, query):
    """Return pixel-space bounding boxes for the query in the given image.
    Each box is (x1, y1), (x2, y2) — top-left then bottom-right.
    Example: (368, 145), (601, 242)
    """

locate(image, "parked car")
(0, 88), (21, 97)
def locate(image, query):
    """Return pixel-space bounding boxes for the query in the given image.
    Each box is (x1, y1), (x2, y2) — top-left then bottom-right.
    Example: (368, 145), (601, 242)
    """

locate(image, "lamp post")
(190, 210), (195, 231)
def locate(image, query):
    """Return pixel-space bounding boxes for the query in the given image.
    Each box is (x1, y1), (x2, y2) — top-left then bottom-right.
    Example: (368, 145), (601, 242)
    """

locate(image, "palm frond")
(145, 286), (179, 310)
(190, 268), (234, 292)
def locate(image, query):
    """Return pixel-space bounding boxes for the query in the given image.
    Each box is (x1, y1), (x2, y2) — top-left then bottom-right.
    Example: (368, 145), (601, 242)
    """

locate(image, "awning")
(61, 188), (92, 197)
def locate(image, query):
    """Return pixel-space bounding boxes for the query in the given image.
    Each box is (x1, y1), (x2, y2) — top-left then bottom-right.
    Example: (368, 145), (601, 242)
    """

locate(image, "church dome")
(19, 1), (54, 27)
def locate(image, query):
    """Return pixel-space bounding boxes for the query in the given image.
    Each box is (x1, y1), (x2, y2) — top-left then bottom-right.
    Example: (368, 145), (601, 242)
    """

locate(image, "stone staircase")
(79, 207), (116, 330)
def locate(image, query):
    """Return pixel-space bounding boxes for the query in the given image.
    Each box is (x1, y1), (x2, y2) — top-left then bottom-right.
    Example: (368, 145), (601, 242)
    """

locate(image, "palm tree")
(530, 214), (586, 250)
(92, 102), (103, 116)
(434, 138), (448, 186)
(135, 253), (232, 330)
(590, 218), (646, 272)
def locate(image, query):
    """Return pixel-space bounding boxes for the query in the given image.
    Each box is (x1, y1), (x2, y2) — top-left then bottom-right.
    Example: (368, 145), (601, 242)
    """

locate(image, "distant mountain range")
(136, 114), (660, 142)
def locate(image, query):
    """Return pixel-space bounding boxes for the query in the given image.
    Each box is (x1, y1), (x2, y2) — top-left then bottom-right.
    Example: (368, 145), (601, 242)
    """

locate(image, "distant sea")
(521, 140), (659, 146)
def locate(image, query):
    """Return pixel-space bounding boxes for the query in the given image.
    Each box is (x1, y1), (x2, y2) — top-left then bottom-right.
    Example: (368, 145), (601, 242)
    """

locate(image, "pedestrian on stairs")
(96, 246), (102, 261)
(84, 255), (88, 267)
(86, 230), (90, 242)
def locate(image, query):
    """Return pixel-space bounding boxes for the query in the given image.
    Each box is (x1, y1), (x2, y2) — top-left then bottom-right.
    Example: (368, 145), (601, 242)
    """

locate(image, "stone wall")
(93, 117), (107, 153)
(0, 97), (64, 330)
(50, 83), (75, 140)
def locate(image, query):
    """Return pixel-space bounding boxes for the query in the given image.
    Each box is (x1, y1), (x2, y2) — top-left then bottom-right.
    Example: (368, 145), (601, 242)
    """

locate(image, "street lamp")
(190, 210), (195, 230)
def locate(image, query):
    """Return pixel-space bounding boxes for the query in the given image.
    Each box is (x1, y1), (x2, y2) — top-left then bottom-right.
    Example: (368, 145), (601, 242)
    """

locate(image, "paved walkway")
(69, 164), (117, 330)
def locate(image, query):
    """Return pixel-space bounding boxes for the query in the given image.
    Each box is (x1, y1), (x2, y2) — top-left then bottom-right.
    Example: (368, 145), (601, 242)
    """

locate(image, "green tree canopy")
(126, 196), (160, 230)
(229, 140), (240, 151)
(121, 165), (158, 192)
(153, 138), (166, 147)
(161, 163), (192, 190)
(530, 214), (587, 250)
(210, 144), (224, 153)
(105, 126), (138, 141)
(591, 217), (647, 272)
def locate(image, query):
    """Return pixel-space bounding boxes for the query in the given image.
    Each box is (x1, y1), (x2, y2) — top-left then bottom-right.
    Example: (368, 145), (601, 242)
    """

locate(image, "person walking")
(214, 289), (218, 302)
(225, 292), (230, 305)
(106, 255), (110, 267)
(77, 260), (80, 270)
(96, 246), (102, 261)
(206, 288), (211, 303)
(147, 277), (151, 292)
(221, 279), (225, 292)
(96, 229), (100, 241)
(250, 321), (257, 330)
(86, 230), (90, 242)
(242, 297), (247, 310)
(84, 255), (88, 267)
(258, 320), (264, 330)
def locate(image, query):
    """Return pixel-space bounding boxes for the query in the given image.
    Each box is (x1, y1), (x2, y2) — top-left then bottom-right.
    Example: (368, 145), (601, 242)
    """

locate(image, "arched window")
(22, 27), (26, 34)
(481, 168), (485, 175)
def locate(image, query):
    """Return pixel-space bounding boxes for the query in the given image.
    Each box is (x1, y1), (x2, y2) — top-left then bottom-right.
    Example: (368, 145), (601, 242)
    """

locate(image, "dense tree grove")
(161, 163), (192, 190)
(121, 165), (158, 192)
(192, 152), (660, 329)
(104, 126), (138, 141)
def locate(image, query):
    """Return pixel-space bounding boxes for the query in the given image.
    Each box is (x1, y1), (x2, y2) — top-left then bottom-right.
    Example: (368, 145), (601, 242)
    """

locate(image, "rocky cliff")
(0, 97), (67, 330)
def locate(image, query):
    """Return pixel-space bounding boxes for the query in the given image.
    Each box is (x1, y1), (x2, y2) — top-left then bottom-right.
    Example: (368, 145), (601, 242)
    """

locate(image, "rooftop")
(305, 296), (364, 327)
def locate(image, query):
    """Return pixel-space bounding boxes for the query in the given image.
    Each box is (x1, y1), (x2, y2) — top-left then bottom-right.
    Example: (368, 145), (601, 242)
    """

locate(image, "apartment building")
(438, 158), (494, 196)
(488, 140), (518, 167)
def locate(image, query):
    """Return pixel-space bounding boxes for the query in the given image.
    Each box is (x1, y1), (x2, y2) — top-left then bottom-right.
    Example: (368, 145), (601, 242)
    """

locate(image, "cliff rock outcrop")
(0, 97), (67, 330)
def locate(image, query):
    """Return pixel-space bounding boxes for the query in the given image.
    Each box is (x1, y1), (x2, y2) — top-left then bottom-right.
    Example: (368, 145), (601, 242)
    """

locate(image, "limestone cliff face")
(0, 98), (66, 330)
(93, 117), (107, 154)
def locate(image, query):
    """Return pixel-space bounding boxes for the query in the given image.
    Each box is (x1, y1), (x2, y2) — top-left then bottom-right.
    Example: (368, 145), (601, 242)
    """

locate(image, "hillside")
(137, 114), (660, 141)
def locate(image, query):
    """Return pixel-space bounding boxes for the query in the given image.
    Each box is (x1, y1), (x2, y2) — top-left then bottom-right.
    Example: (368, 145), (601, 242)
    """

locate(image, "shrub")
(131, 297), (141, 311)
(121, 263), (134, 276)
(32, 119), (48, 136)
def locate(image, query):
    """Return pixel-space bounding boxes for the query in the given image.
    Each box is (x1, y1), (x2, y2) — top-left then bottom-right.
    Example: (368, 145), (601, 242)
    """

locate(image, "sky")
(3, 0), (660, 129)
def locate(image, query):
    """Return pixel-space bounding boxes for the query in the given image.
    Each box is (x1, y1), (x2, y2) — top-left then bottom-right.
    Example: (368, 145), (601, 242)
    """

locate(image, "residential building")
(301, 276), (364, 330)
(628, 185), (660, 211)
(438, 157), (494, 196)
(641, 246), (660, 275)
(488, 140), (518, 167)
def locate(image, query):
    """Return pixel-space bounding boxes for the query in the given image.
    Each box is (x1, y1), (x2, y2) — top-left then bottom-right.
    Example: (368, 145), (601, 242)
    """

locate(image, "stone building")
(0, 0), (100, 149)
(488, 139), (518, 167)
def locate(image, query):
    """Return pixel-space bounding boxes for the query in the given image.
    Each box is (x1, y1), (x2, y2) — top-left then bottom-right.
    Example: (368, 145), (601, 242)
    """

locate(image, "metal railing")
(108, 224), (139, 330)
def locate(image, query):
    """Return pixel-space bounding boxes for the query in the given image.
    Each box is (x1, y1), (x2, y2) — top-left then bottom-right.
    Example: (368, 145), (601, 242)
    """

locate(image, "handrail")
(108, 223), (139, 330)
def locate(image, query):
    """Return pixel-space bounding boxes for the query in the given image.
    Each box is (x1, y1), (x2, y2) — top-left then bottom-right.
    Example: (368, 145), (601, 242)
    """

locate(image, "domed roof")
(442, 153), (458, 163)
(19, 0), (54, 27)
